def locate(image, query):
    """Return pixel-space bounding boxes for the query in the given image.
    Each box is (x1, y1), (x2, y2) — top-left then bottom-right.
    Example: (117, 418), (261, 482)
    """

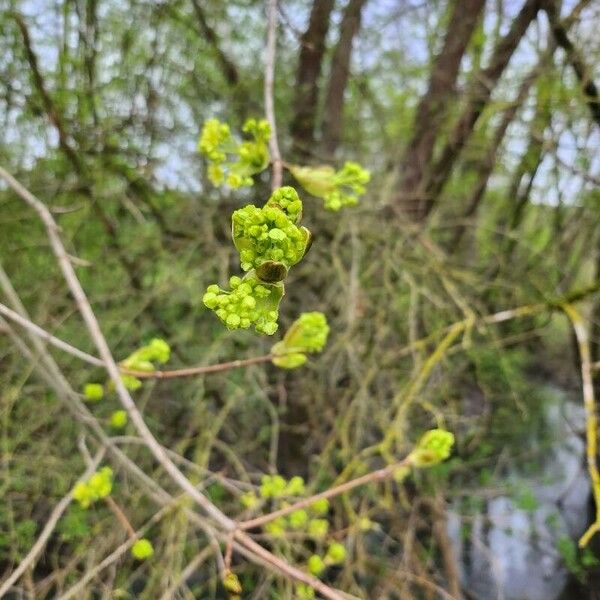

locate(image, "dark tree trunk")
(397, 0), (486, 219)
(321, 0), (368, 158)
(421, 0), (542, 217)
(290, 0), (335, 159)
(543, 0), (600, 128)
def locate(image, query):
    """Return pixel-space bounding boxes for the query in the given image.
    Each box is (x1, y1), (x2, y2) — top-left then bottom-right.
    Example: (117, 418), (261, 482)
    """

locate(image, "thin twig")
(0, 301), (274, 377)
(126, 354), (273, 379)
(240, 457), (411, 531)
(104, 496), (136, 538)
(0, 302), (104, 366)
(0, 448), (106, 597)
(265, 0), (283, 189)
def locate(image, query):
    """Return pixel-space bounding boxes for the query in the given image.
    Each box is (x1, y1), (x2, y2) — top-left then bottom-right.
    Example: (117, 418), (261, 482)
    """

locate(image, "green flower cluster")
(410, 428), (455, 467)
(110, 410), (128, 429)
(72, 467), (113, 509)
(307, 542), (347, 575)
(239, 474), (330, 538)
(232, 202), (310, 273)
(83, 338), (171, 398)
(202, 275), (283, 335)
(119, 337), (171, 391)
(289, 161), (370, 211)
(204, 184), (318, 335)
(131, 538), (154, 560)
(265, 186), (303, 223)
(271, 312), (330, 369)
(259, 474), (306, 498)
(83, 383), (103, 402)
(198, 117), (270, 188)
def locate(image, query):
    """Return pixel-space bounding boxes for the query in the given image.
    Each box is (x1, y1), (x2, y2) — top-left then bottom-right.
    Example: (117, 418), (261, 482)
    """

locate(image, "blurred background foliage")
(0, 0), (599, 598)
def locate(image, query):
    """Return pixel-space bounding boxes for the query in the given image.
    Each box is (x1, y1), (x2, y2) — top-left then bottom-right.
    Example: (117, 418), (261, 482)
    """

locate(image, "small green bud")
(410, 429), (455, 467)
(325, 542), (347, 564)
(110, 410), (128, 429)
(307, 554), (326, 576)
(309, 498), (330, 515)
(285, 475), (306, 496)
(222, 570), (242, 594)
(307, 518), (329, 538)
(296, 583), (316, 599)
(131, 538), (154, 560)
(239, 491), (258, 508)
(121, 374), (142, 391)
(264, 517), (286, 537)
(288, 509), (309, 529)
(83, 383), (104, 402)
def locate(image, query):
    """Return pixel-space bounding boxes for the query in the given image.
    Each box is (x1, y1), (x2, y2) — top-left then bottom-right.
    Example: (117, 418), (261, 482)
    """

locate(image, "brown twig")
(104, 496), (136, 538)
(239, 456), (411, 531)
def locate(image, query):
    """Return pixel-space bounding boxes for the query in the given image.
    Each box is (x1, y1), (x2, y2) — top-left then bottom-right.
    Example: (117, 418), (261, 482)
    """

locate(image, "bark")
(421, 0), (542, 217)
(397, 0), (486, 218)
(451, 52), (551, 247)
(290, 0), (335, 158)
(543, 0), (600, 128)
(321, 0), (368, 158)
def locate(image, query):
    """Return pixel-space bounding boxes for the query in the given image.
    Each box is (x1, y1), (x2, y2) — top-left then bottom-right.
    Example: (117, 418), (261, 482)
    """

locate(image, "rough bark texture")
(397, 0), (486, 218)
(321, 0), (368, 158)
(290, 0), (335, 158)
(418, 0), (542, 218)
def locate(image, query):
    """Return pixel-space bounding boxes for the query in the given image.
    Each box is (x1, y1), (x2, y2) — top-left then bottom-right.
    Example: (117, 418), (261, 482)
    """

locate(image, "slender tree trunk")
(397, 0), (486, 219)
(321, 0), (368, 158)
(543, 0), (600, 127)
(290, 0), (335, 158)
(420, 0), (542, 217)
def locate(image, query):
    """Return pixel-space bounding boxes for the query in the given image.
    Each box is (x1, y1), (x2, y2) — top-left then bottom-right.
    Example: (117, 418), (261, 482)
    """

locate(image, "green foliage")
(58, 506), (90, 542)
(198, 118), (270, 188)
(271, 311), (330, 368)
(232, 202), (310, 273)
(265, 186), (304, 223)
(110, 410), (128, 429)
(131, 538), (154, 560)
(121, 338), (171, 370)
(203, 276), (283, 334)
(410, 429), (455, 467)
(307, 554), (326, 576)
(295, 583), (316, 599)
(72, 467), (113, 509)
(83, 383), (104, 402)
(557, 536), (599, 581)
(288, 161), (370, 211)
(325, 541), (347, 564)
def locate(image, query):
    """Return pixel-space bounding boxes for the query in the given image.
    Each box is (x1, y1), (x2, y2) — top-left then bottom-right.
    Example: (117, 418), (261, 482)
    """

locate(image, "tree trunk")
(321, 0), (368, 158)
(397, 0), (486, 219)
(290, 0), (335, 159)
(421, 0), (542, 217)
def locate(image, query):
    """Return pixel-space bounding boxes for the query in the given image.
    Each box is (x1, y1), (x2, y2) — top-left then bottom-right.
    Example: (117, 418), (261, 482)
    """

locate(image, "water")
(448, 389), (591, 600)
